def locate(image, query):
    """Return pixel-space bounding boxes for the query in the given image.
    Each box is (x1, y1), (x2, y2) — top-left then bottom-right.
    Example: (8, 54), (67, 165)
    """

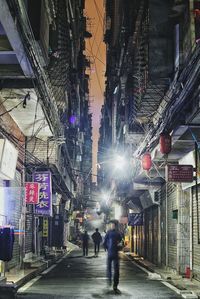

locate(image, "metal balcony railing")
(135, 43), (200, 157)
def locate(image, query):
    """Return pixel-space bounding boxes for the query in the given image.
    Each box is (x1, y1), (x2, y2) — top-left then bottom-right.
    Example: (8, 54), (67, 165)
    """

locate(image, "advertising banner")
(33, 172), (52, 216)
(25, 182), (39, 204)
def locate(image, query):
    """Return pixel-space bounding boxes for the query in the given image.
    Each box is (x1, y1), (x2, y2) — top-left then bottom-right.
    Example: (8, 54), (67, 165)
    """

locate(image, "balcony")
(26, 137), (74, 198)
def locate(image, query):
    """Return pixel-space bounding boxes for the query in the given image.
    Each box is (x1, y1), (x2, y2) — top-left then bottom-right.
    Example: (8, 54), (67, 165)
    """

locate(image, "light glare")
(114, 155), (126, 170)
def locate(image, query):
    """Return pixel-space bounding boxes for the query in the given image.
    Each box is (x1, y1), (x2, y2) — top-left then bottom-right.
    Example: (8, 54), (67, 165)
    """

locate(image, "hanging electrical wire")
(85, 48), (105, 65)
(0, 99), (24, 117)
(93, 0), (104, 30)
(88, 39), (104, 95)
(7, 0), (62, 137)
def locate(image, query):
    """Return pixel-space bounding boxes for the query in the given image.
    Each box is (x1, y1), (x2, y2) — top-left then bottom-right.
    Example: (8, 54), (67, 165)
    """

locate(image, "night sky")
(85, 0), (106, 182)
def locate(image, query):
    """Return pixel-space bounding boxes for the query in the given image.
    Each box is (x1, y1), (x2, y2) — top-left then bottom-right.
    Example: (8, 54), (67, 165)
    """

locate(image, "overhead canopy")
(0, 89), (52, 137)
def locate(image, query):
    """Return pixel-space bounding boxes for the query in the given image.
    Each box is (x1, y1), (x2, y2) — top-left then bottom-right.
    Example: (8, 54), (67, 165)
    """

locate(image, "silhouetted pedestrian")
(92, 228), (102, 256)
(103, 221), (122, 293)
(82, 230), (89, 256)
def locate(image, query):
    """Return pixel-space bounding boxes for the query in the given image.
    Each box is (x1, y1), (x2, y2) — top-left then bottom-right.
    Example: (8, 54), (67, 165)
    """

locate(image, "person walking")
(82, 230), (89, 257)
(103, 221), (122, 293)
(92, 228), (102, 257)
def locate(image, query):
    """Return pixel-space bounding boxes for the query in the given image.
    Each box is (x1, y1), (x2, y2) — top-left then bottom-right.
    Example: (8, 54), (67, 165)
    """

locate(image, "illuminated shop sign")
(25, 182), (39, 204)
(33, 172), (52, 216)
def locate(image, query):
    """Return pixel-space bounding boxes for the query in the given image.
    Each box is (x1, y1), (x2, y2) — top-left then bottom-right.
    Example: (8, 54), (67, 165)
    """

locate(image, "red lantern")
(193, 9), (200, 17)
(142, 152), (152, 171)
(159, 133), (171, 154)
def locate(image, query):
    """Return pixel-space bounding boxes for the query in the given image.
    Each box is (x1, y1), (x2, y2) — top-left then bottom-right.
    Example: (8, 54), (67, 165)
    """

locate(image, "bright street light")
(113, 154), (127, 170)
(102, 192), (110, 203)
(82, 152), (129, 182)
(97, 154), (127, 170)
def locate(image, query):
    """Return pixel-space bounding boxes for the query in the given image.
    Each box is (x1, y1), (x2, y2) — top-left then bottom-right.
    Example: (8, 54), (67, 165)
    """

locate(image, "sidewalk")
(125, 253), (200, 299)
(0, 243), (78, 299)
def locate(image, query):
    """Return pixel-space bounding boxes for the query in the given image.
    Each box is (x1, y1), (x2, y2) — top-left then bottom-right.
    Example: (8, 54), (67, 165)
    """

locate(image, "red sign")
(25, 182), (39, 204)
(167, 165), (194, 182)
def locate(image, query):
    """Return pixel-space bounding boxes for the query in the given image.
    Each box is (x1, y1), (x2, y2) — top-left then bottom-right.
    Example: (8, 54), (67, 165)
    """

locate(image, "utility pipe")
(157, 204), (161, 265)
(166, 183), (168, 267)
(195, 142), (200, 243)
(177, 184), (181, 273)
(190, 188), (193, 279)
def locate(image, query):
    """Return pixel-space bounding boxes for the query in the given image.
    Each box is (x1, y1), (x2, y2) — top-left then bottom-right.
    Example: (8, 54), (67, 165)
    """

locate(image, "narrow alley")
(1, 0), (200, 298)
(16, 249), (181, 299)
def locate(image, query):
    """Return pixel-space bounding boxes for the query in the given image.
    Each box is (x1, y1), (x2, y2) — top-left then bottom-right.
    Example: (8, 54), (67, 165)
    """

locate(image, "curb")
(16, 253), (65, 289)
(0, 252), (69, 298)
(120, 252), (161, 278)
(121, 253), (199, 299)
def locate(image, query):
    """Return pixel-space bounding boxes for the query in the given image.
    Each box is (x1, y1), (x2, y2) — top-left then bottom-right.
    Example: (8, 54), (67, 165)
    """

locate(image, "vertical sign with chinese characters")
(25, 182), (39, 204)
(43, 218), (48, 237)
(33, 172), (52, 216)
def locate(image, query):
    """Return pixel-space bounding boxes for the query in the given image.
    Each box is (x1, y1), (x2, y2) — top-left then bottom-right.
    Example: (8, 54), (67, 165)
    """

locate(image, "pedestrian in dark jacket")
(92, 228), (102, 256)
(103, 221), (122, 293)
(82, 230), (89, 256)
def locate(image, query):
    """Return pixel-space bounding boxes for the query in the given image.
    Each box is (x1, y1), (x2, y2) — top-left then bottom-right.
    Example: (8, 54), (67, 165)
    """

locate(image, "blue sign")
(128, 213), (143, 226)
(33, 172), (52, 216)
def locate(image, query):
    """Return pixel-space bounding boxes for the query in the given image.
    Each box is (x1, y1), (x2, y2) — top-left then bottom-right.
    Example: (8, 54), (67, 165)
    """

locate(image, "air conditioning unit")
(140, 190), (160, 209)
(126, 200), (142, 213)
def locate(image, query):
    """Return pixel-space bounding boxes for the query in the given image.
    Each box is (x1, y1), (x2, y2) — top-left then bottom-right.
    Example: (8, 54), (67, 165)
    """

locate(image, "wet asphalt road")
(17, 249), (181, 299)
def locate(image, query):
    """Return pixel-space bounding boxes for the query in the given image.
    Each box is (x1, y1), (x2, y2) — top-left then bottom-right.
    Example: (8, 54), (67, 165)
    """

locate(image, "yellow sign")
(43, 218), (48, 237)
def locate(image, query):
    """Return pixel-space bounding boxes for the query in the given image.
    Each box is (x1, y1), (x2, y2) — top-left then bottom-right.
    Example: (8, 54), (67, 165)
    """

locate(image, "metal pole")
(190, 188), (193, 279)
(195, 142), (200, 243)
(158, 204), (161, 265)
(166, 182), (168, 267)
(130, 226), (133, 253)
(177, 184), (181, 273)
